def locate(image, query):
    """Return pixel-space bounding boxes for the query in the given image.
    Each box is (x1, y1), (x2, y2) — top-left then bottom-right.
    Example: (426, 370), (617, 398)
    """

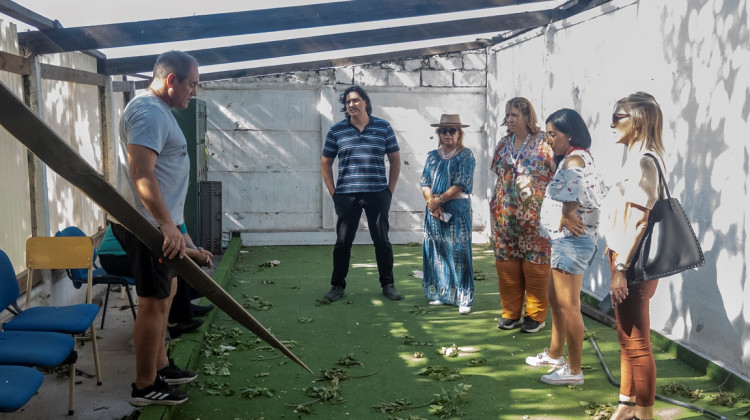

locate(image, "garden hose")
(583, 301), (729, 420)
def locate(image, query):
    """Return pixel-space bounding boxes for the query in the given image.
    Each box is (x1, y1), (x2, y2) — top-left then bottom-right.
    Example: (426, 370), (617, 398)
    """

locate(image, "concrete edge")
(137, 237), (242, 420)
(581, 292), (750, 396)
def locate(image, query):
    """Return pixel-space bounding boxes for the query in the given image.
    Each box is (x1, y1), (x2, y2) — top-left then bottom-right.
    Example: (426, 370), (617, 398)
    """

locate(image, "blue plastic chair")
(56, 226), (137, 328)
(0, 330), (75, 366)
(0, 246), (101, 415)
(0, 365), (44, 412)
(0, 329), (77, 412)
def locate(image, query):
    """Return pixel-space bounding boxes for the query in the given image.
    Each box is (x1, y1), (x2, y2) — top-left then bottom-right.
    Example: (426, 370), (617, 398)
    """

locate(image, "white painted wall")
(487, 0), (750, 378)
(0, 21), (30, 274)
(0, 20), (125, 309)
(200, 65), (489, 247)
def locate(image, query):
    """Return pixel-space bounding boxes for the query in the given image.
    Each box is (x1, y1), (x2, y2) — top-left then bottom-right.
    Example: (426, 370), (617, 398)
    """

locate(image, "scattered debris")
(402, 334), (432, 347)
(438, 344), (460, 358)
(415, 365), (462, 382)
(258, 260), (280, 267)
(410, 305), (427, 315)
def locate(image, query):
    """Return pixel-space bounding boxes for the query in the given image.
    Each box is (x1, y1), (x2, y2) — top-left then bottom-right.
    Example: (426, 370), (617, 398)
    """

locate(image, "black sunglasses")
(612, 113), (630, 124)
(438, 128), (458, 135)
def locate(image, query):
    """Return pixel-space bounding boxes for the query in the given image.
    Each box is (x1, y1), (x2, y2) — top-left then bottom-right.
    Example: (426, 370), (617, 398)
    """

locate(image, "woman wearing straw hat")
(419, 114), (476, 314)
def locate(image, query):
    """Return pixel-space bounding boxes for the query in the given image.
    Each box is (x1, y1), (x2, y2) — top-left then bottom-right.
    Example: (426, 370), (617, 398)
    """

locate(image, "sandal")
(618, 401), (636, 407)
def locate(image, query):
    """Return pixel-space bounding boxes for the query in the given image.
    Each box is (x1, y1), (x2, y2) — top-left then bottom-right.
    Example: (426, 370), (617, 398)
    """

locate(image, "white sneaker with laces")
(428, 300), (444, 306)
(525, 348), (565, 368)
(541, 364), (584, 385)
(458, 306), (471, 314)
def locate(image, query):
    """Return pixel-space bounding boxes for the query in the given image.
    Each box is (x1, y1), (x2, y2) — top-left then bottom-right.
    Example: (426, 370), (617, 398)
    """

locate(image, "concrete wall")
(488, 0), (750, 378)
(0, 20), (125, 309)
(200, 51), (489, 246)
(0, 20), (30, 274)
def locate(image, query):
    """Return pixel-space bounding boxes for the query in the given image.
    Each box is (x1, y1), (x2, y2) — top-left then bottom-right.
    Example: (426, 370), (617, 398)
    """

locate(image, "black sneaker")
(158, 358), (198, 385)
(129, 376), (188, 407)
(324, 286), (345, 302)
(520, 316), (546, 333)
(497, 317), (522, 330)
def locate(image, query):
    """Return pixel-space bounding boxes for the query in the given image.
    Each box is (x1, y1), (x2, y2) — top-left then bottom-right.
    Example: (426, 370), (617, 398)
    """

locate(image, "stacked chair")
(56, 226), (137, 328)
(0, 365), (44, 412)
(0, 235), (102, 415)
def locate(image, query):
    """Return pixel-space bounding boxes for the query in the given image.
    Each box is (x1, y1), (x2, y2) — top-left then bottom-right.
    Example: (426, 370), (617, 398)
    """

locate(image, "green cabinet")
(172, 98), (207, 243)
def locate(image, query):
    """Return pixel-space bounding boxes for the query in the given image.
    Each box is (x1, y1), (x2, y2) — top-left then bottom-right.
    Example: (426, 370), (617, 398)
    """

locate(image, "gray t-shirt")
(112, 90), (189, 227)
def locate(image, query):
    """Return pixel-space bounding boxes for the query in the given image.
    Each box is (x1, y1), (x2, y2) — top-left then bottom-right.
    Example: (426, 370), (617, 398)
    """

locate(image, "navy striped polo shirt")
(322, 116), (400, 194)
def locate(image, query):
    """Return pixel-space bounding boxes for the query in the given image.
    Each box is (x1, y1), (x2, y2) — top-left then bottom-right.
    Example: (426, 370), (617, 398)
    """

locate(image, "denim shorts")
(550, 234), (597, 274)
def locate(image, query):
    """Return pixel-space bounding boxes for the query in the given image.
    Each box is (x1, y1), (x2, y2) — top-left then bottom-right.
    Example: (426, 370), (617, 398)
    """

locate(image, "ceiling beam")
(0, 0), (58, 30)
(17, 0), (551, 54)
(196, 42), (487, 83)
(102, 10), (554, 75)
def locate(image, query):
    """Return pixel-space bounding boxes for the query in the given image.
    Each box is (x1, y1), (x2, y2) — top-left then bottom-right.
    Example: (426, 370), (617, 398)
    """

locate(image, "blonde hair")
(616, 92), (665, 157)
(435, 128), (465, 149)
(502, 97), (540, 135)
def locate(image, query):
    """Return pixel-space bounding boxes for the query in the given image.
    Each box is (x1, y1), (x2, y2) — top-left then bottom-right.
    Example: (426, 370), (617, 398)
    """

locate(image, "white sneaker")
(428, 300), (444, 306)
(541, 364), (584, 385)
(459, 306), (471, 314)
(525, 348), (565, 368)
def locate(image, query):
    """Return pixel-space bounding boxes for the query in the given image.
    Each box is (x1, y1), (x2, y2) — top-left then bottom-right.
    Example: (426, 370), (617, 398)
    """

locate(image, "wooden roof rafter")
(102, 9), (556, 75)
(16, 0), (552, 55)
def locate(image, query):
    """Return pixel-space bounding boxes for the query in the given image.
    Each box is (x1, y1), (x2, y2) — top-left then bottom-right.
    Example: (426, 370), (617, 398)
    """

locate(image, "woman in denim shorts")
(525, 108), (607, 386)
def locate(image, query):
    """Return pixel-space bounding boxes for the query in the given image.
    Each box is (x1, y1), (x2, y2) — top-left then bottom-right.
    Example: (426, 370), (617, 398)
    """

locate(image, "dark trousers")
(331, 189), (394, 289)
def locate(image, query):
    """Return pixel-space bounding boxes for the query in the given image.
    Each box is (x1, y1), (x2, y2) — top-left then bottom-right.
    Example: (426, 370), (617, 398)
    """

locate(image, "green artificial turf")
(158, 242), (748, 420)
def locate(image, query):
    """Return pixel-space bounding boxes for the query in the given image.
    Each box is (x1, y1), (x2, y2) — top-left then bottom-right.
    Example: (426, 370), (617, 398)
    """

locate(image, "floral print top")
(490, 132), (554, 263)
(539, 149), (608, 240)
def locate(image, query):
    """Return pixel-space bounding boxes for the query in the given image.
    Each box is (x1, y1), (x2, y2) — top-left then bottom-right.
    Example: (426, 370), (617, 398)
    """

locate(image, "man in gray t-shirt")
(110, 50), (200, 407)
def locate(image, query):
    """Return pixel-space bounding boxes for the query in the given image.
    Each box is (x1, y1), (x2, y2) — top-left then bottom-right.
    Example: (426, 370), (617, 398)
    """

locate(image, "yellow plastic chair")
(10, 236), (102, 415)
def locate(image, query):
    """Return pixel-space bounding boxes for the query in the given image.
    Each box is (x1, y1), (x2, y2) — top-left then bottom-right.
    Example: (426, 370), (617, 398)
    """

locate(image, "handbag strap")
(643, 152), (673, 207)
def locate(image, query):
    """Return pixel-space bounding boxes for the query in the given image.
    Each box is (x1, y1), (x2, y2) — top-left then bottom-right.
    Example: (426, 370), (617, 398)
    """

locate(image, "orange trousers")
(495, 259), (551, 322)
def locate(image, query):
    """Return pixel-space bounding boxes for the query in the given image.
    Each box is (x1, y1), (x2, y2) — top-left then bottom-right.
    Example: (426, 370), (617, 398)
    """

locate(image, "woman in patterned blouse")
(490, 97), (554, 333)
(525, 108), (607, 386)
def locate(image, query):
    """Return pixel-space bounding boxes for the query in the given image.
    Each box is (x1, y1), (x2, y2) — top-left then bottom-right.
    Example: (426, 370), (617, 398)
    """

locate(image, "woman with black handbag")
(601, 92), (664, 420)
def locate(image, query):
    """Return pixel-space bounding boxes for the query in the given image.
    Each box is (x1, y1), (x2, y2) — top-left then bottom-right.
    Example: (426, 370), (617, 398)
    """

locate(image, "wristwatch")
(615, 262), (630, 272)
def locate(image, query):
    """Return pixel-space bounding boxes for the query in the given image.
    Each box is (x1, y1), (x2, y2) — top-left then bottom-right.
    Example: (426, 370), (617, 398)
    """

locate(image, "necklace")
(510, 133), (531, 162)
(440, 145), (458, 159)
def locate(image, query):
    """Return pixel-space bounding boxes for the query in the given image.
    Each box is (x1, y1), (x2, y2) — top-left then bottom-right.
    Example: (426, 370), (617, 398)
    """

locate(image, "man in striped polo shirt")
(321, 85), (402, 302)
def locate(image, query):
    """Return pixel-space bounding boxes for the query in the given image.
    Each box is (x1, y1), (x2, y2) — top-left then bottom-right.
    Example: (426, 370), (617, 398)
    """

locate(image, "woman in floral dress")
(420, 114), (476, 314)
(490, 97), (554, 332)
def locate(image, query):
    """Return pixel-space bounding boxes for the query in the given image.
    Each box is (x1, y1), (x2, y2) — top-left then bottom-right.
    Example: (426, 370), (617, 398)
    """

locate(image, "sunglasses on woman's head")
(438, 128), (458, 135)
(612, 113), (630, 124)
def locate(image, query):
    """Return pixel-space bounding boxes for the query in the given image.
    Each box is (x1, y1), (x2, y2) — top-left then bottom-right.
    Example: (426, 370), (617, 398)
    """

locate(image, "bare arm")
(128, 143), (185, 259)
(387, 151), (401, 194)
(609, 203), (651, 304)
(321, 156), (336, 197)
(182, 232), (213, 268)
(559, 201), (585, 237)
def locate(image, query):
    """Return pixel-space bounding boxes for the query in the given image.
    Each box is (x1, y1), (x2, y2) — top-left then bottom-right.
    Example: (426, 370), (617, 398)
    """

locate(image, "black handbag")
(626, 153), (704, 285)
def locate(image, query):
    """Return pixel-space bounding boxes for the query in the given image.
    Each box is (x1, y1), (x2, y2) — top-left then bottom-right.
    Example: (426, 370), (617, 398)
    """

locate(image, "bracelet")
(437, 194), (444, 204)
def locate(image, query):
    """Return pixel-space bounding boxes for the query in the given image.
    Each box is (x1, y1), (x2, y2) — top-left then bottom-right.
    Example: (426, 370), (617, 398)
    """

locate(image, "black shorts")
(110, 223), (174, 299)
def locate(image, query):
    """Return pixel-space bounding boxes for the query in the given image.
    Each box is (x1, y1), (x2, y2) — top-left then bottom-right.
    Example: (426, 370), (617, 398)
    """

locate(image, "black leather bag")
(626, 154), (704, 285)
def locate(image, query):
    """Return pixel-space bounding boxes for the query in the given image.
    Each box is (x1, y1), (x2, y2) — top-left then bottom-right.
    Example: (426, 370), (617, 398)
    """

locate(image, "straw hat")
(430, 114), (469, 127)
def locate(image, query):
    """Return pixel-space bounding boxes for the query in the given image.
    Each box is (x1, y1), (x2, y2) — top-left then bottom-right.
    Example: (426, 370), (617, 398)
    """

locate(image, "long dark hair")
(546, 108), (591, 166)
(339, 85), (372, 118)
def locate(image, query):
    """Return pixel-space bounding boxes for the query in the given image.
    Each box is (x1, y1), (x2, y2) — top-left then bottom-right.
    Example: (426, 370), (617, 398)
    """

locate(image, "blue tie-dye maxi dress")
(419, 148), (476, 307)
